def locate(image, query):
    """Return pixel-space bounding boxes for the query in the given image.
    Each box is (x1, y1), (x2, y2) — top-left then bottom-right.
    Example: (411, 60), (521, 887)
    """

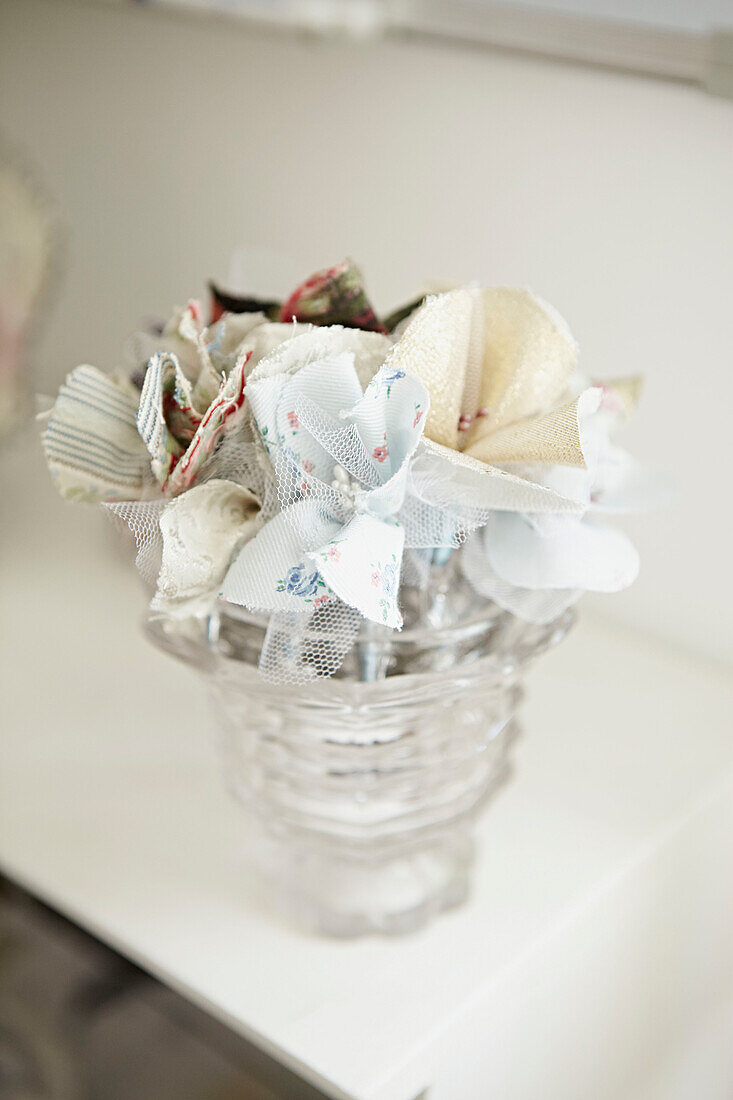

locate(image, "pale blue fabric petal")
(356, 465), (410, 521)
(292, 352), (362, 410)
(345, 364), (429, 483)
(485, 510), (639, 592)
(221, 501), (340, 612)
(462, 531), (581, 624)
(306, 513), (405, 629)
(247, 352), (363, 484)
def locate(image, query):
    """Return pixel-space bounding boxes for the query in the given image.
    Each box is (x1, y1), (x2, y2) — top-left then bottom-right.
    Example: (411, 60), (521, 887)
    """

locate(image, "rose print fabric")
(221, 349), (429, 628)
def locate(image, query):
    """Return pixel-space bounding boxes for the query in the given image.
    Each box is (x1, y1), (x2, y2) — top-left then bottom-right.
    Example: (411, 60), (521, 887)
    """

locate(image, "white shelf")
(2, 437), (733, 1100)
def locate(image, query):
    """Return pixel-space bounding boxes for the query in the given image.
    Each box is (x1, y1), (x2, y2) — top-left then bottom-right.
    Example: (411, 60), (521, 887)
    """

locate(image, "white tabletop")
(2, 437), (733, 1100)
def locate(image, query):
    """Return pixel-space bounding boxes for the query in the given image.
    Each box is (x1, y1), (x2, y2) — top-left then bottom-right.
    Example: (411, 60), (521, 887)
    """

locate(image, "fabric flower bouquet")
(41, 259), (657, 933)
(42, 260), (648, 683)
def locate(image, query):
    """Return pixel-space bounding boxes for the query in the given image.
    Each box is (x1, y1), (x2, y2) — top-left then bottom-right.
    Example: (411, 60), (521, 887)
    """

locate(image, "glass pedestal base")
(244, 821), (476, 937)
(230, 716), (519, 937)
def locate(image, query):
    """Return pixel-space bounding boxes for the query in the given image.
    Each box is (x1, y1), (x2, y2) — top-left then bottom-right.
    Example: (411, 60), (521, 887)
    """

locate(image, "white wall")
(2, 0), (732, 665)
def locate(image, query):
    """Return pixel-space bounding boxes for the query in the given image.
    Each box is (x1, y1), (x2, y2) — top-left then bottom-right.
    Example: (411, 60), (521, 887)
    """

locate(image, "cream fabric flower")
(387, 286), (591, 473)
(152, 478), (261, 618)
(381, 287), (591, 523)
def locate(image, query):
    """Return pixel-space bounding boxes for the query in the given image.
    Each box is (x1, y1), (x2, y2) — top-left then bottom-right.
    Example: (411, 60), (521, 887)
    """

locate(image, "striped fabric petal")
(136, 353), (199, 486)
(166, 352), (251, 496)
(42, 365), (149, 502)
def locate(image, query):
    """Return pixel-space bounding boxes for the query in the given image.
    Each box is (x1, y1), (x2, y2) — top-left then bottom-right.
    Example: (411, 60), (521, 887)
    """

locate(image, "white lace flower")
(152, 478), (261, 618)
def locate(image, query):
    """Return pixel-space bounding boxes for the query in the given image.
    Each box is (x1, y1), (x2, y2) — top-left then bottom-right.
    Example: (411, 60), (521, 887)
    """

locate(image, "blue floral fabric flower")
(222, 333), (430, 628)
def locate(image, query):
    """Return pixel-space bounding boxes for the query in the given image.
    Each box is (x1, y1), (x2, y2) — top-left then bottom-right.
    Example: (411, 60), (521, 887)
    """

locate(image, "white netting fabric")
(102, 417), (273, 586)
(401, 548), (432, 589)
(399, 482), (484, 550)
(286, 391), (381, 489)
(273, 452), (350, 537)
(103, 500), (168, 587)
(258, 599), (364, 685)
(201, 432), (279, 521)
(100, 419), (367, 682)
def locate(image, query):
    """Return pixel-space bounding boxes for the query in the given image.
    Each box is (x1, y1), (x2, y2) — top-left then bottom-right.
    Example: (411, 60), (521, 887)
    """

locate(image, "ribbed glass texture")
(146, 567), (574, 936)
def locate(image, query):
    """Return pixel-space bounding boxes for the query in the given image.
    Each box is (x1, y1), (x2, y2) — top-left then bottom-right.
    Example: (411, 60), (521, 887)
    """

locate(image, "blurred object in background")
(0, 144), (58, 440)
(0, 880), (324, 1099)
(224, 244), (307, 301)
(134, 0), (733, 94)
(146, 0), (393, 40)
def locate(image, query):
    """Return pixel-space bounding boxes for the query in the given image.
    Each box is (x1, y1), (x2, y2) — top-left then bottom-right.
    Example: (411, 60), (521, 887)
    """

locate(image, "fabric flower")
(136, 349), (250, 496)
(279, 260), (386, 333)
(221, 333), (426, 629)
(387, 286), (590, 463)
(220, 321), (579, 630)
(152, 478), (261, 618)
(42, 365), (151, 503)
(248, 316), (391, 393)
(39, 265), (656, 686)
(383, 287), (593, 522)
(127, 299), (230, 407)
(210, 262), (434, 337)
(461, 379), (655, 621)
(380, 285), (651, 621)
(43, 301), (292, 505)
(128, 298), (309, 402)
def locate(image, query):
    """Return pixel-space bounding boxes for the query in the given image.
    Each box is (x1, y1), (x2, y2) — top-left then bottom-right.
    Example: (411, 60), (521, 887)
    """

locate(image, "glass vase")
(145, 565), (573, 936)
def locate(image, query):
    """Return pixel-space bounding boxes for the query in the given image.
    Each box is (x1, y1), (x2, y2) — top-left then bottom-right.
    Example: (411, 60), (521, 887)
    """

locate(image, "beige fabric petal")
(465, 388), (602, 468)
(387, 289), (475, 450)
(477, 288), (578, 431)
(176, 306), (221, 413)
